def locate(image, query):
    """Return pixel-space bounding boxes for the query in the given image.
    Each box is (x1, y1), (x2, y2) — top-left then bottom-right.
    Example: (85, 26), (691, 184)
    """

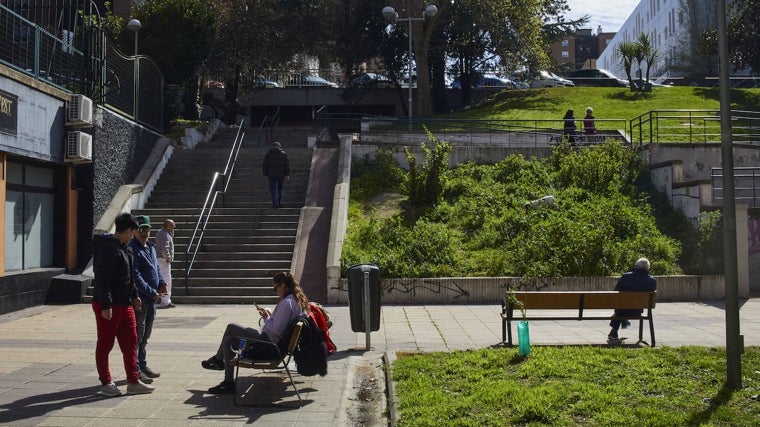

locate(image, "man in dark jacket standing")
(262, 141), (290, 208)
(92, 213), (154, 396)
(608, 257), (657, 340)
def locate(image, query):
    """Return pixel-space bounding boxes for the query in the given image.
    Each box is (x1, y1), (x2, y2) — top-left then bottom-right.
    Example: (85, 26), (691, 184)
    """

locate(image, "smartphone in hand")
(253, 301), (261, 310)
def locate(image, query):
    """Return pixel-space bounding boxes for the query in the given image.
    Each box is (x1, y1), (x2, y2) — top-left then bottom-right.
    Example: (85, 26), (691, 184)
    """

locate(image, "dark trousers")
(268, 176), (285, 206)
(135, 300), (156, 371)
(93, 302), (138, 385)
(215, 323), (268, 382)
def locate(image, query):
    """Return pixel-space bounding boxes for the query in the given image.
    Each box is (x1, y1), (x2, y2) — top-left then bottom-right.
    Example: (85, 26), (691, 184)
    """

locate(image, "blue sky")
(565, 0), (640, 33)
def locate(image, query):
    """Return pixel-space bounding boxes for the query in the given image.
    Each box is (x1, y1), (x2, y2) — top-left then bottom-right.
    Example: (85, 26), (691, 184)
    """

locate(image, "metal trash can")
(346, 264), (381, 333)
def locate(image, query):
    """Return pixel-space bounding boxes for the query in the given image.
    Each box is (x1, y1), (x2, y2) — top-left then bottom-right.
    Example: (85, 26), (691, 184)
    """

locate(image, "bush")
(342, 141), (684, 278)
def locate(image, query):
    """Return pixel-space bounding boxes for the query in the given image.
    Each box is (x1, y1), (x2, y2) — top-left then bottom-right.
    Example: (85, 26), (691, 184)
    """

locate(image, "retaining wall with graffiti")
(328, 275), (725, 305)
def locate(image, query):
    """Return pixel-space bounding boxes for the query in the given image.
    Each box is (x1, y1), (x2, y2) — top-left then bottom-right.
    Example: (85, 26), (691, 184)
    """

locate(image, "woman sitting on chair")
(201, 272), (309, 394)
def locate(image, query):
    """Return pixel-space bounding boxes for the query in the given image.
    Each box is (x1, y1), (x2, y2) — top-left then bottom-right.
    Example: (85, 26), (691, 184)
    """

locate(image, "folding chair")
(228, 319), (304, 407)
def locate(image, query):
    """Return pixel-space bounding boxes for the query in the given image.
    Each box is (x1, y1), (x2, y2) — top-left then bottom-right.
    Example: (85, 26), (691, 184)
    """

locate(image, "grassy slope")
(447, 86), (760, 121)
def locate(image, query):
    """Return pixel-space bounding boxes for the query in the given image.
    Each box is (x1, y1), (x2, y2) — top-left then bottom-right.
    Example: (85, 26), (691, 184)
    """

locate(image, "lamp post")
(127, 19), (141, 56)
(127, 19), (141, 122)
(382, 4), (437, 125)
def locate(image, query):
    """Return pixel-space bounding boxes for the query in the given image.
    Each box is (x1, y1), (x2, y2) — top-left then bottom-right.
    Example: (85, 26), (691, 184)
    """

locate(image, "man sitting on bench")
(609, 257), (657, 340)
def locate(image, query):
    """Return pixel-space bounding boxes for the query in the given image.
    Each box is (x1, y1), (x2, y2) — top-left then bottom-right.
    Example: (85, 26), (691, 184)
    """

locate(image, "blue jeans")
(135, 300), (156, 371)
(268, 176), (285, 206)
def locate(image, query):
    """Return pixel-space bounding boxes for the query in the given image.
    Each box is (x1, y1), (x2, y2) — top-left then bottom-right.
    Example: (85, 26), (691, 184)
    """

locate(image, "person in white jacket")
(153, 219), (175, 308)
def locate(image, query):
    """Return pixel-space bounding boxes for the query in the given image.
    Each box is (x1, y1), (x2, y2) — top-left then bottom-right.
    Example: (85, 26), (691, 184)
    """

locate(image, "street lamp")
(127, 19), (142, 122)
(127, 18), (141, 56)
(382, 4), (437, 124)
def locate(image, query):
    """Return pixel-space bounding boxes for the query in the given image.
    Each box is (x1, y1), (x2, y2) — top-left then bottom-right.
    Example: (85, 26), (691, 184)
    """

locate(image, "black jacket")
(614, 267), (657, 315)
(92, 234), (138, 309)
(262, 146), (290, 177)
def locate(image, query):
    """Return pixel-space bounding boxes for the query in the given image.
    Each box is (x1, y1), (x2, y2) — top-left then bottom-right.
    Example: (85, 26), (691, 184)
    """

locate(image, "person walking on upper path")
(563, 109), (578, 143)
(154, 218), (175, 308)
(129, 215), (167, 385)
(262, 141), (290, 209)
(92, 213), (154, 397)
(608, 257), (657, 341)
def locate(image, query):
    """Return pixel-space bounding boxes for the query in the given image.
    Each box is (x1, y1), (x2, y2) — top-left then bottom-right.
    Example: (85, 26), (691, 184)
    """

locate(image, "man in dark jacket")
(92, 213), (154, 396)
(608, 257), (657, 340)
(262, 141), (290, 208)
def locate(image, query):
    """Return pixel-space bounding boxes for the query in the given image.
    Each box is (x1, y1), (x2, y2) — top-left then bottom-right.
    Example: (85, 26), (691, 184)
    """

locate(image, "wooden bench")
(501, 291), (657, 347)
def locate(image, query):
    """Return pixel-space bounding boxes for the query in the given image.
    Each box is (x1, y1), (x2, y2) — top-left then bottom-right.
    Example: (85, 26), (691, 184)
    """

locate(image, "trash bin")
(346, 264), (381, 332)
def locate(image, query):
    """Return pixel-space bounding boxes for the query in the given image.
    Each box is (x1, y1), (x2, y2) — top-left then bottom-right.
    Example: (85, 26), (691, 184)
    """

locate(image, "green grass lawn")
(392, 346), (760, 426)
(449, 86), (760, 121)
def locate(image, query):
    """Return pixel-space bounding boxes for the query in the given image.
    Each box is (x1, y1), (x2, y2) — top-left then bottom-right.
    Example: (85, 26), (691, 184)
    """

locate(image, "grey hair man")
(608, 257), (657, 340)
(154, 218), (175, 308)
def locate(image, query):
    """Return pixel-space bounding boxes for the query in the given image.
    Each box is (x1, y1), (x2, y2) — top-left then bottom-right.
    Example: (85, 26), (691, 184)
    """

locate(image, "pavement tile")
(0, 300), (758, 426)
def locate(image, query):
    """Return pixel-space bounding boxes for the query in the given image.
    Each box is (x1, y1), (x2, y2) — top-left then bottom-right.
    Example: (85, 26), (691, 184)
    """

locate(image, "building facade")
(596, 0), (716, 82)
(550, 27), (616, 72)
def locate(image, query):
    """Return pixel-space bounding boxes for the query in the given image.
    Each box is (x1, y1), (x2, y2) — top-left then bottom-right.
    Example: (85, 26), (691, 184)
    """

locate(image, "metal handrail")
(256, 107), (279, 148)
(184, 119), (246, 294)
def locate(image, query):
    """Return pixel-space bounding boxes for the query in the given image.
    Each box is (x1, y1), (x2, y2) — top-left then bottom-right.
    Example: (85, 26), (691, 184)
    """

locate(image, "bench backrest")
(511, 291), (657, 311)
(285, 321), (305, 356)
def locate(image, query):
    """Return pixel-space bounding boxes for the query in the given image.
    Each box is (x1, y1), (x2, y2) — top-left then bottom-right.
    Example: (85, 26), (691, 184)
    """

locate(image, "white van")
(530, 71), (575, 88)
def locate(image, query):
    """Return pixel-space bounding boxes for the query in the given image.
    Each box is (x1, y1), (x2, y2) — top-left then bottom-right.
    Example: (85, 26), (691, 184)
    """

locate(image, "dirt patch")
(365, 192), (405, 219)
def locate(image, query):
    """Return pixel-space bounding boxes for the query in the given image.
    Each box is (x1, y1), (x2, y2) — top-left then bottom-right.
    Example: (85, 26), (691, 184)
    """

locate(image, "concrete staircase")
(132, 126), (313, 304)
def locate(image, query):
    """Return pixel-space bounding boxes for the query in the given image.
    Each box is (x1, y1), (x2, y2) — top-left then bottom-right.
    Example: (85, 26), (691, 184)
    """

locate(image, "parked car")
(203, 80), (224, 89)
(349, 72), (395, 88)
(253, 76), (280, 88)
(530, 71), (575, 88)
(451, 75), (514, 89)
(632, 78), (672, 89)
(287, 75), (339, 88)
(568, 69), (629, 87)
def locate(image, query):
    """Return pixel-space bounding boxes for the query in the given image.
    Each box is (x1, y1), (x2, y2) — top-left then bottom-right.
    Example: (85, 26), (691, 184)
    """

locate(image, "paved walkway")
(0, 299), (758, 426)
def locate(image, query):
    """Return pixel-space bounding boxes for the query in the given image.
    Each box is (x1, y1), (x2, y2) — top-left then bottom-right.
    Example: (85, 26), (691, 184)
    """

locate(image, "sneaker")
(621, 320), (631, 329)
(157, 303), (176, 309)
(138, 371), (154, 384)
(142, 366), (160, 378)
(608, 330), (619, 340)
(201, 356), (225, 371)
(126, 380), (155, 395)
(98, 382), (122, 397)
(208, 381), (235, 395)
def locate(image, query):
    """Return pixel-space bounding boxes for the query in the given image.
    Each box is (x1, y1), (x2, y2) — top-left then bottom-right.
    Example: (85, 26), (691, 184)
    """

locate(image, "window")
(561, 39), (569, 47)
(5, 161), (55, 271)
(562, 51), (569, 58)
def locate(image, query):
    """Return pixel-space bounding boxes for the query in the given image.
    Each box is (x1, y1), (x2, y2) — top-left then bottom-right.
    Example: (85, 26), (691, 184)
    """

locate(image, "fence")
(629, 109), (760, 148)
(0, 1), (163, 132)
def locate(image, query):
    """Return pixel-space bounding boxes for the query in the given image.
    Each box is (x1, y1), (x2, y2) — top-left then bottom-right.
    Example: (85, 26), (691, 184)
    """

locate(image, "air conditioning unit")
(65, 131), (92, 163)
(65, 94), (93, 127)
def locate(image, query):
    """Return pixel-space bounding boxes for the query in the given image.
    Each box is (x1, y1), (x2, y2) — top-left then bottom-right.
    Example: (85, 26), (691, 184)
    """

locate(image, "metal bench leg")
(507, 320), (513, 347)
(648, 313), (656, 347)
(284, 365), (302, 407)
(638, 318), (644, 343)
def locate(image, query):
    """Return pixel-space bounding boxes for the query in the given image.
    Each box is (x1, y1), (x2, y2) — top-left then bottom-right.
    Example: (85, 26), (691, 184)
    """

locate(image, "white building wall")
(597, 0), (703, 81)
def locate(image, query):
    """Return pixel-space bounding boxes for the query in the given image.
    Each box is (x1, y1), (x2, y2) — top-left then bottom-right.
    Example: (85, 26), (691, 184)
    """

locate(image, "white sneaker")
(126, 380), (155, 394)
(98, 382), (122, 397)
(139, 371), (154, 384)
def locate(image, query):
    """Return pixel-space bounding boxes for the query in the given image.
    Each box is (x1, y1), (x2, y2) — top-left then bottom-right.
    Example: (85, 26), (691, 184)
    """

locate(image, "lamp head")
(382, 6), (398, 22)
(424, 4), (438, 17)
(127, 18), (141, 33)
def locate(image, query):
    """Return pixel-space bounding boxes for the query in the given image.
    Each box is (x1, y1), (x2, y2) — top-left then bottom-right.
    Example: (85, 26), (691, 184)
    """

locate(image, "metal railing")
(316, 113), (629, 147)
(0, 2), (164, 132)
(183, 119), (246, 293)
(629, 110), (760, 149)
(712, 167), (760, 208)
(256, 106), (279, 147)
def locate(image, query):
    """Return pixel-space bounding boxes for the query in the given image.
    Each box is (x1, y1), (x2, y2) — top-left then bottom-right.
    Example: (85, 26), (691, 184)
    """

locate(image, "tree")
(617, 41), (637, 89)
(726, 0), (760, 72)
(635, 33), (659, 92)
(131, 0), (216, 120)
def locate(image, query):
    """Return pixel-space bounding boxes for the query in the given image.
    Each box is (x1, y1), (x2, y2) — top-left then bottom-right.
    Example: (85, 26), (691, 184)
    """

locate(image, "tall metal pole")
(407, 17), (413, 127)
(717, 0), (742, 389)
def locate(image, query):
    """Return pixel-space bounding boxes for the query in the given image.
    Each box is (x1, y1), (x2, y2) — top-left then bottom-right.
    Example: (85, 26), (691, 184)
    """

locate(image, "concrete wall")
(0, 268), (65, 315)
(328, 275), (726, 305)
(649, 143), (760, 182)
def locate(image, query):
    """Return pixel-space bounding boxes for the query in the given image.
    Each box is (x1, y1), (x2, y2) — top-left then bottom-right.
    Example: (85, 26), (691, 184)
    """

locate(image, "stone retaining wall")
(329, 275), (725, 304)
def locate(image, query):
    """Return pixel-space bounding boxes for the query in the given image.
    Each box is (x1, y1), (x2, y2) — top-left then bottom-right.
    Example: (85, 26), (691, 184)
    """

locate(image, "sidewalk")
(0, 299), (758, 426)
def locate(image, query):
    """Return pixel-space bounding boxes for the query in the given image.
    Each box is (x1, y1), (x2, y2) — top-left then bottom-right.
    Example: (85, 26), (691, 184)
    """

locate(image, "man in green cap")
(129, 215), (167, 384)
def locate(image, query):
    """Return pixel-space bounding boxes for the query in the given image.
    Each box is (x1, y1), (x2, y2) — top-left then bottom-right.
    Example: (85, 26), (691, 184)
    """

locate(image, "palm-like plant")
(617, 41), (637, 90)
(636, 33), (660, 91)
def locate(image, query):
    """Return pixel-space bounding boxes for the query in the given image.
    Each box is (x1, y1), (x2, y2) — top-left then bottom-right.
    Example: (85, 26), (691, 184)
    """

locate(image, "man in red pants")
(91, 213), (154, 397)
